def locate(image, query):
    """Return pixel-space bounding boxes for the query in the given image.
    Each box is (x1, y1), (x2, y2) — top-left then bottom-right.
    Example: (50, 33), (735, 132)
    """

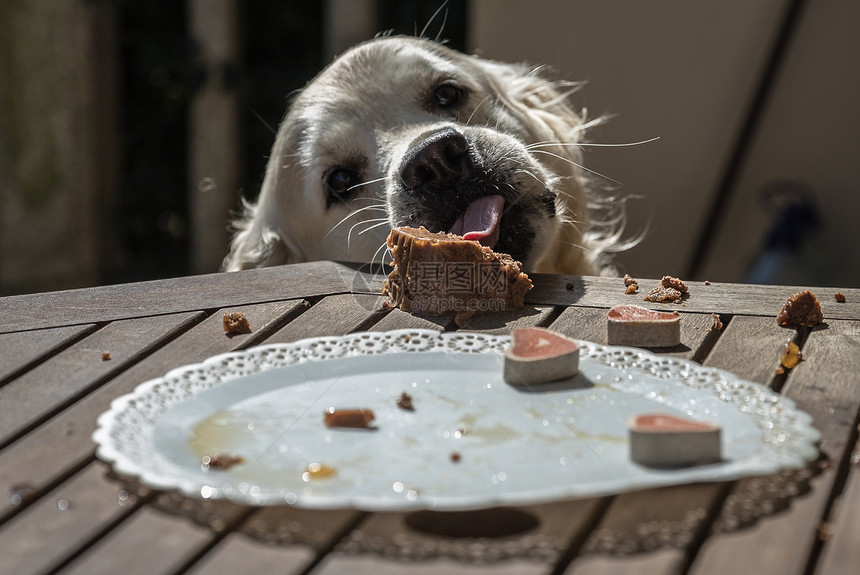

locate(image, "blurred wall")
(0, 1), (120, 295)
(470, 0), (860, 287)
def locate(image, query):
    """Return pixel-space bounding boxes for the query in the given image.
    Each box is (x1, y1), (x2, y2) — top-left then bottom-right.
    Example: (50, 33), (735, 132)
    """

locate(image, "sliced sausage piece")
(504, 327), (580, 385)
(629, 413), (722, 467)
(607, 305), (681, 348)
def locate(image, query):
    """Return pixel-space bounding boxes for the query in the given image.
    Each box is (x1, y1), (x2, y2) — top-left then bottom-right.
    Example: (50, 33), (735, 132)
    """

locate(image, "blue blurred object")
(746, 181), (822, 285)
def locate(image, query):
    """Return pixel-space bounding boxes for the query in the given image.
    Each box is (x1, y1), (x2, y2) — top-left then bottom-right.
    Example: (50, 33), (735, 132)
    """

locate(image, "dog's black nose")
(400, 128), (469, 193)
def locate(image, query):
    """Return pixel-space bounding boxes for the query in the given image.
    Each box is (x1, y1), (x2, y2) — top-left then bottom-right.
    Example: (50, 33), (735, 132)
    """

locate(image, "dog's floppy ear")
(222, 127), (303, 271)
(478, 59), (602, 275)
(222, 198), (293, 271)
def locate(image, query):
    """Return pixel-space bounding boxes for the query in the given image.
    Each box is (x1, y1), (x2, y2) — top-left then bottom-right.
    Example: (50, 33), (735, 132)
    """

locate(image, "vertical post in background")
(325, 0), (378, 61)
(188, 0), (241, 274)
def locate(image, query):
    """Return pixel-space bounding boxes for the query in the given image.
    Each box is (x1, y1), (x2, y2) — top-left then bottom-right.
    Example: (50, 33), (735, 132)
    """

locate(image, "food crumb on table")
(223, 312), (252, 334)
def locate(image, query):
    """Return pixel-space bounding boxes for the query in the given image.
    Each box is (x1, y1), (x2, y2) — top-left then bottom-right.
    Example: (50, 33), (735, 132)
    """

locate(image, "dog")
(224, 35), (625, 275)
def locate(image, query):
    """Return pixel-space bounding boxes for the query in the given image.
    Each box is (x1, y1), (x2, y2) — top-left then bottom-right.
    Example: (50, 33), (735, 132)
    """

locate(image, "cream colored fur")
(224, 36), (620, 275)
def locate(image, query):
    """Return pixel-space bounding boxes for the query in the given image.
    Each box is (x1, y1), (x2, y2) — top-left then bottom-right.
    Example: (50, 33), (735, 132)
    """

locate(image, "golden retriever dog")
(224, 35), (625, 275)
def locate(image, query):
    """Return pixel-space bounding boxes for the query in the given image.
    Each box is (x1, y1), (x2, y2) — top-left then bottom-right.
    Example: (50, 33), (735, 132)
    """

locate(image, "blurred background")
(1, 0), (857, 296)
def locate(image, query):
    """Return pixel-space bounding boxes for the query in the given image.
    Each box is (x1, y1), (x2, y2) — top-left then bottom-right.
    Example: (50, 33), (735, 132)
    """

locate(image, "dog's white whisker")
(513, 169), (547, 187)
(371, 240), (392, 272)
(346, 176), (389, 193)
(420, 1), (449, 39)
(466, 94), (494, 126)
(356, 219), (392, 236)
(529, 149), (624, 187)
(527, 137), (660, 151)
(326, 203), (388, 236)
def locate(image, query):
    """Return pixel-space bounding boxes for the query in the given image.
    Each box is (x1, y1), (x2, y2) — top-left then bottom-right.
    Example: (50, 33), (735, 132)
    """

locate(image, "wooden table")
(1, 261), (858, 575)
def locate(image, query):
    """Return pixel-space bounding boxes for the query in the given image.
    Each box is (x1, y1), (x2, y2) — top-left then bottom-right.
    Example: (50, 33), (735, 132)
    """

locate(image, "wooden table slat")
(0, 323), (97, 385)
(0, 462), (138, 575)
(59, 500), (251, 575)
(690, 319), (860, 575)
(0, 311), (203, 448)
(0, 261), (359, 333)
(265, 293), (387, 344)
(815, 432), (860, 574)
(1, 261), (857, 574)
(0, 300), (303, 522)
(4, 264), (858, 334)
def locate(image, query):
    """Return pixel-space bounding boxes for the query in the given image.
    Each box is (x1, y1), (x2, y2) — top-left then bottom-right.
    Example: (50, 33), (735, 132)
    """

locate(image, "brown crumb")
(565, 282), (575, 290)
(704, 280), (712, 286)
(397, 392), (414, 411)
(450, 452), (462, 463)
(324, 408), (375, 429)
(101, 351), (112, 361)
(775, 366), (785, 375)
(834, 292), (847, 303)
(661, 275), (689, 293)
(625, 283), (638, 294)
(644, 286), (682, 303)
(454, 309), (476, 327)
(223, 312), (252, 334)
(623, 274), (638, 287)
(202, 454), (245, 470)
(776, 290), (824, 327)
(710, 313), (723, 331)
(382, 301), (392, 310)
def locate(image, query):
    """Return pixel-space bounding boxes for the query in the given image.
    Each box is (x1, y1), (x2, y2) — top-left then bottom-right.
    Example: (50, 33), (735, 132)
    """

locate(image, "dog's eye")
(326, 168), (358, 197)
(434, 83), (464, 108)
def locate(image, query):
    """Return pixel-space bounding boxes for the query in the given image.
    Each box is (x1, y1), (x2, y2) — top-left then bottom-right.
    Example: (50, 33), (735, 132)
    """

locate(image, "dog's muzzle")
(399, 127), (505, 249)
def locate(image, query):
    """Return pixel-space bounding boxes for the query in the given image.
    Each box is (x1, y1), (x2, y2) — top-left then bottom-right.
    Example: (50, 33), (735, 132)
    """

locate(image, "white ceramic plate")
(93, 330), (820, 511)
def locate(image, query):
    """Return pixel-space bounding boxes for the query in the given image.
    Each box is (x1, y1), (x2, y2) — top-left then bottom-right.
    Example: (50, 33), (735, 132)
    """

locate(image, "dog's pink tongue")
(449, 195), (504, 248)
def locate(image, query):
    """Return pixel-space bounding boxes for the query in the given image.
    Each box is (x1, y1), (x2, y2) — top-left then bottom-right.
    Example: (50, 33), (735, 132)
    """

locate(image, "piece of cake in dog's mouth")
(503, 327), (580, 385)
(382, 226), (532, 315)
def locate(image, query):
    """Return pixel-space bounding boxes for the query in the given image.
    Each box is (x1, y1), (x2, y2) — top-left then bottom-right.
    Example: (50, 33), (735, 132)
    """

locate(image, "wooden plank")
(0, 312), (202, 447)
(0, 461), (139, 575)
(184, 532), (316, 575)
(186, 506), (364, 574)
(0, 300), (303, 521)
(322, 498), (606, 574)
(370, 308), (454, 332)
(525, 276), (860, 321)
(6, 264), (858, 335)
(60, 504), (249, 575)
(266, 294), (387, 344)
(455, 305), (555, 334)
(550, 306), (719, 362)
(0, 261), (360, 333)
(563, 314), (800, 571)
(313, 556), (551, 574)
(345, 267), (860, 323)
(815, 432), (860, 574)
(690, 319), (860, 575)
(0, 324), (96, 384)
(565, 549), (685, 575)
(702, 314), (792, 384)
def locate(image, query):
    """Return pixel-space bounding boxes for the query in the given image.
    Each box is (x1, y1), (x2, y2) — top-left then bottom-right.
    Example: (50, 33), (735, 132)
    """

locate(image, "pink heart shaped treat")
(503, 327), (579, 385)
(629, 413), (722, 467)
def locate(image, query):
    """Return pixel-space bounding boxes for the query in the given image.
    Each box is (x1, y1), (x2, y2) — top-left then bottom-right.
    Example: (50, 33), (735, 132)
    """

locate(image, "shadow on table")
(109, 451), (824, 563)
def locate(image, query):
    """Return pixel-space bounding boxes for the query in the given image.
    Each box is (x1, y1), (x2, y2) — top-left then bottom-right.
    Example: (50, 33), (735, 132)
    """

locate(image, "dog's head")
(225, 36), (608, 275)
